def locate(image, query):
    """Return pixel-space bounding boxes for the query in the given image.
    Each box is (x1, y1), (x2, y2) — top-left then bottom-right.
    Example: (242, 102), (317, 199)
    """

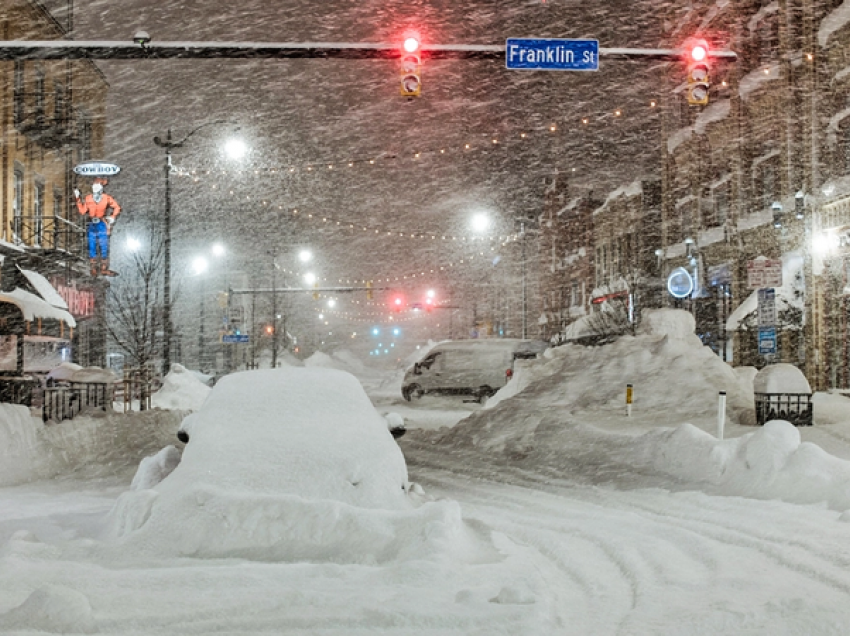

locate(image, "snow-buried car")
(106, 367), (469, 563)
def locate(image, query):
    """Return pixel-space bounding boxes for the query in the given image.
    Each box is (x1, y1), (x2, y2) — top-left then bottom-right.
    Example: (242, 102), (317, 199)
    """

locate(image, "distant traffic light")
(425, 288), (436, 311)
(400, 37), (421, 97)
(366, 281), (373, 301)
(686, 39), (710, 106)
(392, 295), (405, 312)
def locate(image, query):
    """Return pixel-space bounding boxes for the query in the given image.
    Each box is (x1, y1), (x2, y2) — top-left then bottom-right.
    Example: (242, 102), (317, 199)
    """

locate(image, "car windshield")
(3, 1), (850, 634)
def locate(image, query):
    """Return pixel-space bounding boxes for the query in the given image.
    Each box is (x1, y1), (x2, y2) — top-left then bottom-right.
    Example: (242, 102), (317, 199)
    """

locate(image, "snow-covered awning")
(0, 288), (76, 328)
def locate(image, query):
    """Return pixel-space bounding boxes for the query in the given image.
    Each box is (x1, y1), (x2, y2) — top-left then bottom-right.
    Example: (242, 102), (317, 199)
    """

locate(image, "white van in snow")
(401, 339), (548, 403)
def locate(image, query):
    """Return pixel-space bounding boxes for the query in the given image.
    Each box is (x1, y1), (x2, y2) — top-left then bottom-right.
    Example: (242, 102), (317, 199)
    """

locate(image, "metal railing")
(11, 214), (86, 254)
(754, 392), (813, 427)
(41, 381), (113, 423)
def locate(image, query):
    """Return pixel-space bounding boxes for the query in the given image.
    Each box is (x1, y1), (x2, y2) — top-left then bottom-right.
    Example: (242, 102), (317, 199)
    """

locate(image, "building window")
(34, 183), (45, 246)
(714, 184), (729, 225)
(54, 83), (65, 123)
(78, 114), (92, 161)
(34, 72), (45, 121)
(761, 162), (776, 209)
(13, 62), (24, 126)
(13, 170), (24, 239)
(757, 18), (779, 65)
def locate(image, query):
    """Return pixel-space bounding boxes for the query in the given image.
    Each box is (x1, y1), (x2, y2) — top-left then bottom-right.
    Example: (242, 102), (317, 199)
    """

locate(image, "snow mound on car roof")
(107, 368), (472, 563)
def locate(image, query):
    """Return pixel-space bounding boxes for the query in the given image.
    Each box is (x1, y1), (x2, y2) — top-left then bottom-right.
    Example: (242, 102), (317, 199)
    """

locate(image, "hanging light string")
(181, 103), (663, 179)
(274, 238), (510, 287)
(174, 105), (662, 240)
(175, 180), (518, 243)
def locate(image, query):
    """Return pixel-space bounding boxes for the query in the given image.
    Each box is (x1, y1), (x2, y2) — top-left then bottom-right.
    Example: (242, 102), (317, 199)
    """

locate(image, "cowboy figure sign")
(75, 177), (121, 276)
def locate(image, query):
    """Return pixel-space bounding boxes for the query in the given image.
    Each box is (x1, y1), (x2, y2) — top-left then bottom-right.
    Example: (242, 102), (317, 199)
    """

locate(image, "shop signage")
(757, 288), (776, 327)
(73, 160), (121, 177)
(747, 259), (782, 289)
(51, 280), (95, 318)
(667, 267), (694, 299)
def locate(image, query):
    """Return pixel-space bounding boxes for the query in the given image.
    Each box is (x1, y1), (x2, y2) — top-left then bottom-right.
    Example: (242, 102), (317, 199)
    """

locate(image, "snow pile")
(644, 420), (850, 510)
(754, 363), (812, 394)
(108, 368), (471, 563)
(474, 309), (753, 432)
(46, 361), (83, 382)
(151, 363), (211, 411)
(0, 406), (183, 487)
(0, 585), (97, 634)
(129, 445), (181, 490)
(68, 367), (118, 384)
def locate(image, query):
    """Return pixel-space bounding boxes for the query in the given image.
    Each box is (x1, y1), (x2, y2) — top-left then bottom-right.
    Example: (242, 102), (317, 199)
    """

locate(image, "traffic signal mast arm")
(0, 40), (737, 61)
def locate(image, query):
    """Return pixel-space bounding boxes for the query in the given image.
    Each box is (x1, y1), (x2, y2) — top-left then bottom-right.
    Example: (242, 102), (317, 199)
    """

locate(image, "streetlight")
(471, 213), (491, 233)
(153, 120), (242, 376)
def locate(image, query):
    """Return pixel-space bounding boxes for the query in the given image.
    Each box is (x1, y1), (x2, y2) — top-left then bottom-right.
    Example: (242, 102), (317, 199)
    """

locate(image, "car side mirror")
(413, 363), (421, 375)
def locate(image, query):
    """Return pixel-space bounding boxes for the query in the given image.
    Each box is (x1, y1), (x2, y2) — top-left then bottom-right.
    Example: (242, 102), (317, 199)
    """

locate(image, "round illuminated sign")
(73, 161), (121, 177)
(667, 267), (694, 299)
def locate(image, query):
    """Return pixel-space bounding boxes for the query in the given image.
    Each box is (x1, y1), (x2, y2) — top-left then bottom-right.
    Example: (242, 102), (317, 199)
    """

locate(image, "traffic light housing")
(686, 39), (710, 106)
(400, 37), (421, 97)
(313, 283), (319, 300)
(366, 281), (373, 301)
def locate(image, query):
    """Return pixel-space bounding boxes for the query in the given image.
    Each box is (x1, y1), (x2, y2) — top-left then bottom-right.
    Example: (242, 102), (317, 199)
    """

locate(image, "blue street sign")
(758, 327), (777, 356)
(506, 38), (599, 71)
(222, 334), (249, 344)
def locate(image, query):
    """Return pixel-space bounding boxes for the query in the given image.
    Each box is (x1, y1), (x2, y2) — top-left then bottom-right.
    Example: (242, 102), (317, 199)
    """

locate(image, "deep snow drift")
(430, 309), (850, 510)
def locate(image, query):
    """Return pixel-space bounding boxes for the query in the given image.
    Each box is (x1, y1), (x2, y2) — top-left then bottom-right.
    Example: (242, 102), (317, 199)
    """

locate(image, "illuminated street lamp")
(471, 213), (491, 233)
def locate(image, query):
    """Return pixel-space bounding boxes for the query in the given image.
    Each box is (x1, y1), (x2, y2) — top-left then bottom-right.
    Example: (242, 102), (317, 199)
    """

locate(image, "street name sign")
(222, 334), (249, 344)
(506, 38), (599, 71)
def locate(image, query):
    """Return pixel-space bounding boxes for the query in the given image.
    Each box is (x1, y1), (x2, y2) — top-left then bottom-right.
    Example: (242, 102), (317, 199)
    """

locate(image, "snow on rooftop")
(699, 0), (731, 30)
(21, 270), (68, 310)
(748, 1), (779, 32)
(107, 367), (470, 563)
(739, 64), (782, 100)
(593, 180), (643, 213)
(667, 100), (731, 154)
(819, 0), (850, 47)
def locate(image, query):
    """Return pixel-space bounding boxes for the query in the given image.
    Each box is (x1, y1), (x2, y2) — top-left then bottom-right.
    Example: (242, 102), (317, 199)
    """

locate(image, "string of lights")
(177, 102), (664, 179)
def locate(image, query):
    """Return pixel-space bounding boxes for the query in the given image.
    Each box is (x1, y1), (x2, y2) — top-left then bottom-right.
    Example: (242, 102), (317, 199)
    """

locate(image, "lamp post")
(153, 121), (241, 376)
(192, 256), (209, 371)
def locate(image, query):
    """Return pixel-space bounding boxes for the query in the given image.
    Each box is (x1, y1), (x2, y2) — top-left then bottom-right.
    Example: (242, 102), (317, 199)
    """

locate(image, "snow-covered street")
(2, 313), (850, 634)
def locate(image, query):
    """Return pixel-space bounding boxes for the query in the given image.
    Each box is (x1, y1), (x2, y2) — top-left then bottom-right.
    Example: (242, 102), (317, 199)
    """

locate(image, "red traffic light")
(690, 43), (707, 62)
(403, 37), (420, 53)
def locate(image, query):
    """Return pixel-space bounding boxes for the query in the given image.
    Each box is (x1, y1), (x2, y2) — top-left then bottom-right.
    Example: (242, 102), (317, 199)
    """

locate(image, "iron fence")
(754, 392), (813, 427)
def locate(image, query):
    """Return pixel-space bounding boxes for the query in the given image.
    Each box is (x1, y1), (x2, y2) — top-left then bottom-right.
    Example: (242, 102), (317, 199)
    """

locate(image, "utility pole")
(270, 247), (279, 368)
(521, 219), (528, 339)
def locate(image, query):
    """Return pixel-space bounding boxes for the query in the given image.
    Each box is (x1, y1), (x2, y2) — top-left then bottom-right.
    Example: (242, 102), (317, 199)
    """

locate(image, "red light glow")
(403, 37), (420, 53)
(691, 44), (707, 62)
